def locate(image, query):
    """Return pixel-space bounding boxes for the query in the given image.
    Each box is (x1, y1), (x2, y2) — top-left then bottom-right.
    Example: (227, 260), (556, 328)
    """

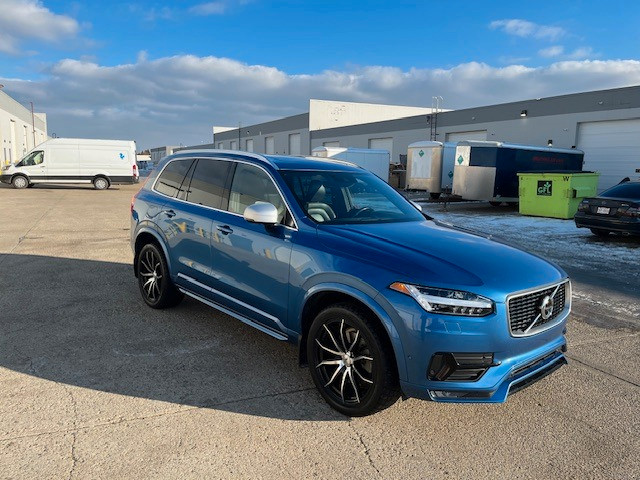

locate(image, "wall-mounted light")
(520, 110), (528, 117)
(471, 116), (476, 120)
(547, 139), (553, 147)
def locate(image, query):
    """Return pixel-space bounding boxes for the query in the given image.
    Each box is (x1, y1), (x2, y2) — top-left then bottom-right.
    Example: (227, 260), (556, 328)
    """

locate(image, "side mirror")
(410, 200), (423, 212)
(243, 202), (279, 225)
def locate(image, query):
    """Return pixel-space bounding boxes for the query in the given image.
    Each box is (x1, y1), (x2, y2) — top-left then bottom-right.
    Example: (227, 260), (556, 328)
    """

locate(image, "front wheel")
(137, 243), (183, 309)
(307, 304), (400, 416)
(12, 175), (29, 189)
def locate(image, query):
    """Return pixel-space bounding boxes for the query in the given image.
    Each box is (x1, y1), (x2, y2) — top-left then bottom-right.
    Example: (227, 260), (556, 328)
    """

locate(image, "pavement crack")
(62, 385), (79, 480)
(349, 421), (381, 477)
(567, 355), (640, 388)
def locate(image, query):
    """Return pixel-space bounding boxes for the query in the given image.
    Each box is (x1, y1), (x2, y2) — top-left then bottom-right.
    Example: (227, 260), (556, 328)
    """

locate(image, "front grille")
(508, 282), (568, 336)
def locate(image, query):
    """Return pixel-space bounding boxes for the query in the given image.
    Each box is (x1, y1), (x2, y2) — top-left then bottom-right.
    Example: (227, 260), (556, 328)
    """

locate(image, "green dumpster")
(518, 171), (600, 219)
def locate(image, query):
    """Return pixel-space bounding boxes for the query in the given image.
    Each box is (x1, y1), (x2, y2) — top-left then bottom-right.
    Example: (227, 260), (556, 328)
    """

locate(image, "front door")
(209, 162), (293, 334)
(17, 150), (46, 180)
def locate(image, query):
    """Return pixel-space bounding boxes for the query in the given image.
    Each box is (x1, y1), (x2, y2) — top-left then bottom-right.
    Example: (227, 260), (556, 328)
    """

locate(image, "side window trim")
(153, 156), (298, 230)
(177, 159), (197, 200)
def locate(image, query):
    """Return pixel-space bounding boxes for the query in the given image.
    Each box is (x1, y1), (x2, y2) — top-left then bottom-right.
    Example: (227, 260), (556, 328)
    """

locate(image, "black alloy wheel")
(308, 304), (399, 416)
(137, 243), (183, 309)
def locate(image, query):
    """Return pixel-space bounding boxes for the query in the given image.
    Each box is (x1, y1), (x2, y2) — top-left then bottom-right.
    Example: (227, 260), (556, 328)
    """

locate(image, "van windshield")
(281, 169), (424, 224)
(16, 151), (44, 167)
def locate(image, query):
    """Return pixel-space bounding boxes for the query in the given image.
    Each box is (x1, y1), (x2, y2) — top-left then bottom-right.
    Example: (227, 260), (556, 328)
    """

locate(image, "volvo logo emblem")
(539, 296), (554, 320)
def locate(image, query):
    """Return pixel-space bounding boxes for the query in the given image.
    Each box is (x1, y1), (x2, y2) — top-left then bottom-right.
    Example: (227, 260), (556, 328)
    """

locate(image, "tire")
(11, 175), (29, 189)
(429, 192), (441, 200)
(307, 303), (400, 416)
(137, 243), (183, 309)
(93, 177), (110, 190)
(590, 228), (611, 238)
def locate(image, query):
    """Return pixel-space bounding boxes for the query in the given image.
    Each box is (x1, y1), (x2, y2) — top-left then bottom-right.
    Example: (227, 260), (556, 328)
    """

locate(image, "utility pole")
(238, 122), (241, 150)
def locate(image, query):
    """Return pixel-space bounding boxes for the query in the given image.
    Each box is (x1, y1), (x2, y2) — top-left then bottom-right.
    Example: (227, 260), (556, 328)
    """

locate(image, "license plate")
(596, 206), (610, 215)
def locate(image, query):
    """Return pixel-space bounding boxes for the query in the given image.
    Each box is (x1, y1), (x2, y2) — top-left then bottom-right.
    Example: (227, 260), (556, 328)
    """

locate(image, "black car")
(575, 180), (640, 237)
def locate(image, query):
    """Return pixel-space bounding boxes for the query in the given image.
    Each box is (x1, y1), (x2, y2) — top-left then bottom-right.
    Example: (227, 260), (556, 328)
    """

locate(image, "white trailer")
(311, 147), (390, 182)
(1, 138), (138, 189)
(406, 141), (456, 197)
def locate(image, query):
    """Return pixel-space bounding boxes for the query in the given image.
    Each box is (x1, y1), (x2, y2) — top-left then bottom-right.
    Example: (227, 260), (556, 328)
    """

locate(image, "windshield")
(281, 169), (424, 224)
(600, 182), (640, 200)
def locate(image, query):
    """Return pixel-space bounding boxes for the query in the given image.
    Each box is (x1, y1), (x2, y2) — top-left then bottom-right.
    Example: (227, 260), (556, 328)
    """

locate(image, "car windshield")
(600, 182), (640, 200)
(281, 169), (424, 224)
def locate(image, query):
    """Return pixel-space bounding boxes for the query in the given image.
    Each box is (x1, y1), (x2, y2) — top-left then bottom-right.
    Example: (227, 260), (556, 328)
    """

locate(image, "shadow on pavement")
(0, 253), (344, 422)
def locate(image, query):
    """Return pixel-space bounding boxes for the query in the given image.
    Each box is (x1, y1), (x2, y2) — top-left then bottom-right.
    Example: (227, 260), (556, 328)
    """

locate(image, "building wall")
(216, 127), (311, 155)
(0, 90), (48, 166)
(149, 145), (180, 163)
(308, 99), (433, 131)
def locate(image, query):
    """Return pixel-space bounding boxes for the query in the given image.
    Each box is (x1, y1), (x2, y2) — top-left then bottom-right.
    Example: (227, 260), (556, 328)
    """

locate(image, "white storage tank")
(406, 141), (456, 197)
(311, 147), (390, 181)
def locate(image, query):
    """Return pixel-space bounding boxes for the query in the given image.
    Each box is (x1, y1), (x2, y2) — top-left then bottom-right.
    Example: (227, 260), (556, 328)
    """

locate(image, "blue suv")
(131, 150), (570, 416)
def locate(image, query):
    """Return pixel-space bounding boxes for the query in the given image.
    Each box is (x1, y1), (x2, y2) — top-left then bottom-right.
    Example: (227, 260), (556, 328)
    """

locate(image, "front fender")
(298, 281), (408, 383)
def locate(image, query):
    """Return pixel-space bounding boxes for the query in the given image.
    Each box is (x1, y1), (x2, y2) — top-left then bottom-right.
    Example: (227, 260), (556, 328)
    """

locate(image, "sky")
(1, 0), (639, 149)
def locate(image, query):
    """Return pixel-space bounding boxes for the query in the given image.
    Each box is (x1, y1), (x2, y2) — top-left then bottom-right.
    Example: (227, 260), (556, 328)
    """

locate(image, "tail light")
(577, 200), (589, 212)
(621, 207), (640, 218)
(133, 163), (138, 178)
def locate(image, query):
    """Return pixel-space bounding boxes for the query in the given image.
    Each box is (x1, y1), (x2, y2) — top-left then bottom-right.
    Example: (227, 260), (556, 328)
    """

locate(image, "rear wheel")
(590, 228), (611, 238)
(137, 243), (183, 309)
(93, 177), (110, 190)
(307, 304), (400, 416)
(11, 175), (28, 189)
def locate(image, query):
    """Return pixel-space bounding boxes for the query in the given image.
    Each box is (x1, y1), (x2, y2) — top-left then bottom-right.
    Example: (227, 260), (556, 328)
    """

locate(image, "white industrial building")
(0, 88), (48, 166)
(208, 87), (640, 191)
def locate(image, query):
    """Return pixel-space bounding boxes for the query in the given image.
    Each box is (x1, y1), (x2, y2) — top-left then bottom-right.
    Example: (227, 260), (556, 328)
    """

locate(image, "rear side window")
(600, 182), (640, 200)
(155, 159), (194, 197)
(186, 159), (232, 208)
(228, 163), (286, 223)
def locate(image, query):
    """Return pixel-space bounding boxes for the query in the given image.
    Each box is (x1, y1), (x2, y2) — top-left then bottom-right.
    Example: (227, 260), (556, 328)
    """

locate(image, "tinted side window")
(186, 159), (232, 208)
(155, 159), (194, 197)
(228, 163), (286, 223)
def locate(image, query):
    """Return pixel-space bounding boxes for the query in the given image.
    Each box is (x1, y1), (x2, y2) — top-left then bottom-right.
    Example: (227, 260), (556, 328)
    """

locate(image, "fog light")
(428, 352), (495, 381)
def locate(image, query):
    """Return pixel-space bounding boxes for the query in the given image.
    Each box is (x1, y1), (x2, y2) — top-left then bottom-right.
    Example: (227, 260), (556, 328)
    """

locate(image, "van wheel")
(137, 243), (183, 309)
(12, 175), (29, 189)
(93, 177), (110, 190)
(307, 304), (400, 416)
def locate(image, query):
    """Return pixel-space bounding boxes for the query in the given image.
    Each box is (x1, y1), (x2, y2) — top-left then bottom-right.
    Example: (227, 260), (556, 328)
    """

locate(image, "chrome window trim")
(506, 279), (571, 338)
(151, 156), (298, 230)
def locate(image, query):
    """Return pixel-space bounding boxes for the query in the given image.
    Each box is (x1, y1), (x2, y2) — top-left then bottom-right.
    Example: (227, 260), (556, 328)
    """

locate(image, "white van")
(1, 138), (139, 189)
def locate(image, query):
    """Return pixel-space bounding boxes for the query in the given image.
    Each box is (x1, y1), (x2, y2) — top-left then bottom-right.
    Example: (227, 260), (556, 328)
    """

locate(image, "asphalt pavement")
(0, 183), (638, 479)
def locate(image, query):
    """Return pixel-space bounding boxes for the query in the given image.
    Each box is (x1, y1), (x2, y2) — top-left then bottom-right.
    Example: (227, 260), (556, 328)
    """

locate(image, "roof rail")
(170, 148), (275, 166)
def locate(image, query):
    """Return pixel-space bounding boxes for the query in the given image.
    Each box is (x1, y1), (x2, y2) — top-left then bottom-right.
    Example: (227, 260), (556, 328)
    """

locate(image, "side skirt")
(178, 287), (288, 341)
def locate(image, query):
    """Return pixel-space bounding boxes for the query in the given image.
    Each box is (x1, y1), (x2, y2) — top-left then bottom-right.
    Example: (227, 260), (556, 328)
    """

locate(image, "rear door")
(208, 162), (293, 334)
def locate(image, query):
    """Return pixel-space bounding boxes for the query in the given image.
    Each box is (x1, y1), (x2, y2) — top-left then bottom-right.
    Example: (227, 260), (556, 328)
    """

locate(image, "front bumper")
(384, 289), (569, 403)
(0, 174), (12, 184)
(574, 212), (640, 234)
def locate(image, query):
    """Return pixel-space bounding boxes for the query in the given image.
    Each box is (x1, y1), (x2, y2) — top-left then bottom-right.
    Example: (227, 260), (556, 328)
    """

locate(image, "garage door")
(446, 130), (487, 143)
(577, 119), (640, 191)
(289, 133), (301, 155)
(368, 138), (394, 162)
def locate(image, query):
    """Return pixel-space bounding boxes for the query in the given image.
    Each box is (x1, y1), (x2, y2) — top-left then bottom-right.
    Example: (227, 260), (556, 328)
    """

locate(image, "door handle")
(162, 209), (176, 218)
(216, 225), (233, 235)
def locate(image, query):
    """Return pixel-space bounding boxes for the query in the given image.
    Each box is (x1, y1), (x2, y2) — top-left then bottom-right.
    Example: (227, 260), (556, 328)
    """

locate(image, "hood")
(316, 220), (565, 301)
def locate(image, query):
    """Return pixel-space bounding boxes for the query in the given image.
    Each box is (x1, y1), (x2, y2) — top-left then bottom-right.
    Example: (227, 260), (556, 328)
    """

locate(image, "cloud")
(0, 0), (80, 54)
(3, 56), (640, 149)
(490, 19), (565, 41)
(568, 47), (595, 60)
(538, 45), (564, 58)
(188, 2), (227, 15)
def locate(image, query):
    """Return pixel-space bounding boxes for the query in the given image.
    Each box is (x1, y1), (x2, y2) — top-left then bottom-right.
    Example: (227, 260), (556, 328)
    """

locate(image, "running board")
(178, 288), (288, 341)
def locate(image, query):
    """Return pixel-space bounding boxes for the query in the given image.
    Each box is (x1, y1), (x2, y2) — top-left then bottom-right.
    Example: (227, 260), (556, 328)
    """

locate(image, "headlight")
(390, 282), (494, 317)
